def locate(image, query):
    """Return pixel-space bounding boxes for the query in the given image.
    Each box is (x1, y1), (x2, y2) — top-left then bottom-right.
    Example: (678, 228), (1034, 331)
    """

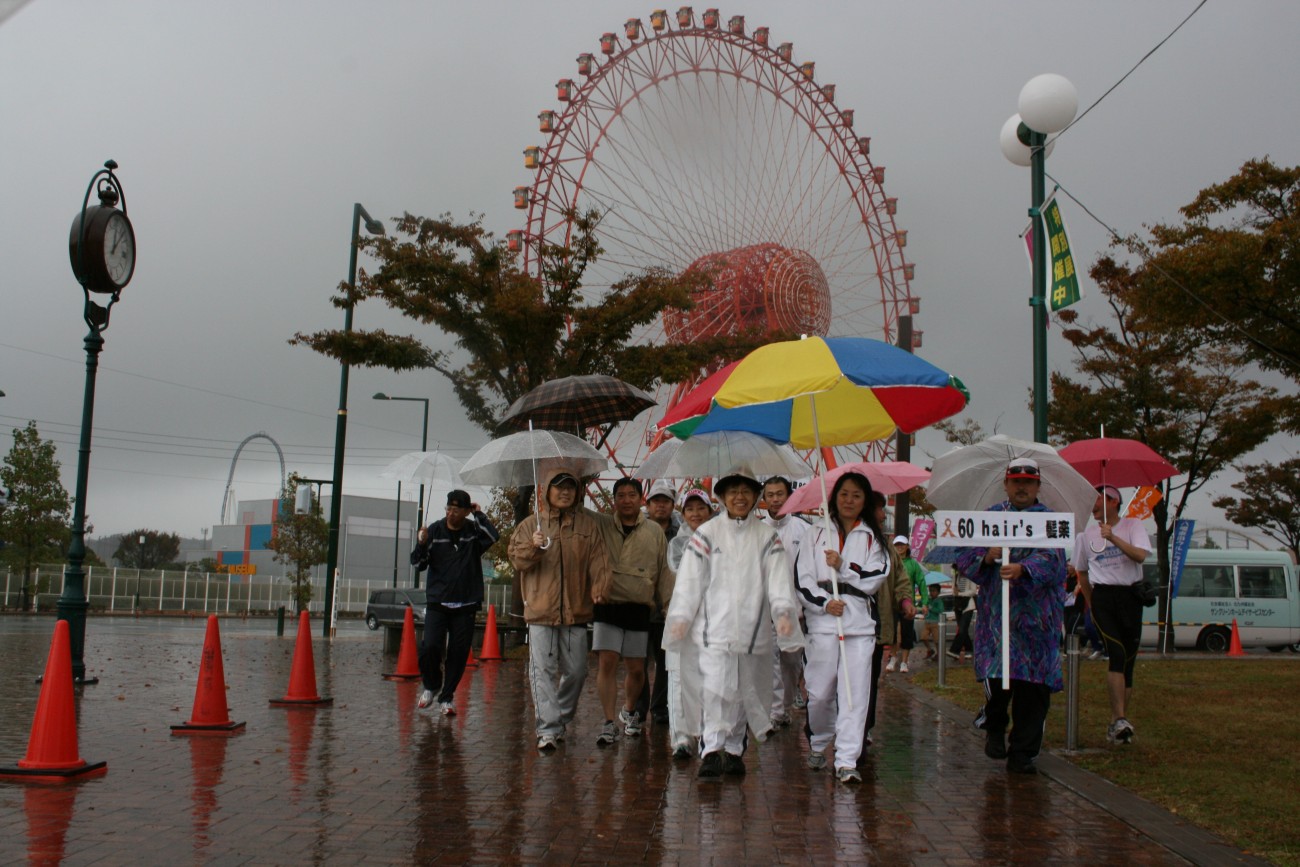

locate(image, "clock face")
(103, 211), (134, 286)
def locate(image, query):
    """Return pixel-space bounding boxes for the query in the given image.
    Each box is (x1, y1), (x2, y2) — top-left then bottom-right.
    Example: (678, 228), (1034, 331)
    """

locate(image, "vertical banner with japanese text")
(1170, 518), (1196, 599)
(1043, 195), (1082, 311)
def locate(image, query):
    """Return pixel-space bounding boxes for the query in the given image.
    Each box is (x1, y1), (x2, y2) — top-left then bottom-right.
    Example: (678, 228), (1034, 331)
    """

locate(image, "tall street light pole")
(1001, 74), (1077, 444)
(322, 203), (384, 638)
(61, 160), (137, 683)
(374, 393), (429, 588)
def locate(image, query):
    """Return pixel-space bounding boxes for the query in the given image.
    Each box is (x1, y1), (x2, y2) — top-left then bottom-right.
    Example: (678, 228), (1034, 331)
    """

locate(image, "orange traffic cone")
(0, 620), (106, 780)
(172, 616), (246, 734)
(478, 604), (503, 661)
(270, 611), (333, 706)
(383, 605), (422, 681)
(1227, 619), (1247, 657)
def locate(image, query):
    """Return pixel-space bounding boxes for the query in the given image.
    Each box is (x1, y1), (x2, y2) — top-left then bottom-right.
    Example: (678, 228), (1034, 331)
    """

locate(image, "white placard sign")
(932, 510), (1077, 549)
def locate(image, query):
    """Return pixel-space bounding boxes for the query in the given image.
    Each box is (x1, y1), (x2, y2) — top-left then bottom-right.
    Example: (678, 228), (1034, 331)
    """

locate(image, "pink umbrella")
(778, 460), (930, 516)
(1058, 438), (1179, 488)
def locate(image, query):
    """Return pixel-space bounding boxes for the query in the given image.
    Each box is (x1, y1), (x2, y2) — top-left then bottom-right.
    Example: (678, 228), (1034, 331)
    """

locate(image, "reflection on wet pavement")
(0, 617), (1207, 864)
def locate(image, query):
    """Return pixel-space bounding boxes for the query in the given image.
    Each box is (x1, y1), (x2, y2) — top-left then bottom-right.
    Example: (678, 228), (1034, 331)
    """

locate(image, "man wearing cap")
(1073, 485), (1151, 745)
(762, 476), (811, 727)
(954, 458), (1066, 775)
(887, 536), (926, 673)
(592, 477), (671, 744)
(410, 490), (500, 715)
(664, 464), (804, 778)
(508, 469), (613, 751)
(634, 478), (680, 725)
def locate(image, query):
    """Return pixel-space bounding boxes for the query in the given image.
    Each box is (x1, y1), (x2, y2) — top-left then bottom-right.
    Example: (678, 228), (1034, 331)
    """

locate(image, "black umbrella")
(499, 375), (656, 433)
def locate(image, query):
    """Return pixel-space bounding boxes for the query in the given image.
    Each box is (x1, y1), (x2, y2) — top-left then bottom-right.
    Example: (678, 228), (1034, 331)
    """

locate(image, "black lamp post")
(61, 159), (136, 683)
(321, 203), (384, 638)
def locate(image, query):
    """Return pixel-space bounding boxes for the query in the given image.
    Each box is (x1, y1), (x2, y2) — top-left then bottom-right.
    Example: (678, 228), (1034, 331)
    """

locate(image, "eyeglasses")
(1006, 465), (1039, 477)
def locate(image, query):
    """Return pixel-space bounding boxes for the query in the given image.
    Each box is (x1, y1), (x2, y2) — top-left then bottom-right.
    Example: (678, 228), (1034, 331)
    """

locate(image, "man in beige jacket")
(508, 468), (613, 751)
(590, 477), (672, 745)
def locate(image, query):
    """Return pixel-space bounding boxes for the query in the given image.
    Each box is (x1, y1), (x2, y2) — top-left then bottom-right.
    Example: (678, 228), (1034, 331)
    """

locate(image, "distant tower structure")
(221, 432), (287, 525)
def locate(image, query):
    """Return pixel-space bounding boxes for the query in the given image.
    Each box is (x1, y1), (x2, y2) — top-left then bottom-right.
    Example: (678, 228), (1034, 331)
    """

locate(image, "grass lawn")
(913, 655), (1300, 865)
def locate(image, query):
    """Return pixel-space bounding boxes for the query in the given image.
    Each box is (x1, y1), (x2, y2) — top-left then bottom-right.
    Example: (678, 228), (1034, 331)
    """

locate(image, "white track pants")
(698, 648), (765, 755)
(666, 647), (703, 752)
(805, 631), (875, 769)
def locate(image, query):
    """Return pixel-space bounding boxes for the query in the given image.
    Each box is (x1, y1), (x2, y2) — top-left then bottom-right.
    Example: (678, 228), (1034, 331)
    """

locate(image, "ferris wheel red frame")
(510, 8), (919, 468)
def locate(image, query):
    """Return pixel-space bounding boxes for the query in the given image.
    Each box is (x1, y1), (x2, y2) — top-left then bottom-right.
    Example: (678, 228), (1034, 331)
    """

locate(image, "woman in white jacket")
(665, 464), (805, 779)
(797, 471), (890, 783)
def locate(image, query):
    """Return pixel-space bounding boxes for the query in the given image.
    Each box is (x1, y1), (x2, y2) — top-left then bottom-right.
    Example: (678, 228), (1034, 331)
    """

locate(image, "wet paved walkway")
(0, 616), (1266, 865)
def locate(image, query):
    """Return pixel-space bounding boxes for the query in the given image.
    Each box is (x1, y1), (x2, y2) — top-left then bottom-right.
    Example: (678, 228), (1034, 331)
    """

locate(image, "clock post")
(60, 159), (135, 684)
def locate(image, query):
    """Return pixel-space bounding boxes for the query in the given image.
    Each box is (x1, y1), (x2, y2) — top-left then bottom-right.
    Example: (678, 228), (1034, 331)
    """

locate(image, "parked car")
(364, 588), (425, 630)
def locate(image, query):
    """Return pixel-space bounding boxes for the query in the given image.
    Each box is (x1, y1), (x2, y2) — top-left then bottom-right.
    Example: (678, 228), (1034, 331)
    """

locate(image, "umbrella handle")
(528, 420), (553, 550)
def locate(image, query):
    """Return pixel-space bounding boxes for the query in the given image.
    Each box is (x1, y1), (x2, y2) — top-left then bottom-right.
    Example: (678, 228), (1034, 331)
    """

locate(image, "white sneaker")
(807, 751), (827, 771)
(417, 689), (434, 709)
(537, 734), (559, 751)
(836, 766), (863, 784)
(439, 701), (455, 716)
(899, 661), (910, 673)
(885, 657), (897, 672)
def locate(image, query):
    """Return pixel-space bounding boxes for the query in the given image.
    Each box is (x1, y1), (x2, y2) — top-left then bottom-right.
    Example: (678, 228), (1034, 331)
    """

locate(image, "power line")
(1048, 0), (1208, 146)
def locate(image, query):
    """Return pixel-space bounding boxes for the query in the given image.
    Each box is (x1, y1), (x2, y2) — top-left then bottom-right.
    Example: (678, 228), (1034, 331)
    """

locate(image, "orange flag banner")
(1125, 486), (1162, 520)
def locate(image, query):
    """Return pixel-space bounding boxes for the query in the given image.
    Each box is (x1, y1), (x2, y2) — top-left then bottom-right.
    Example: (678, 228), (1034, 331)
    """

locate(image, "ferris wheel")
(510, 8), (918, 470)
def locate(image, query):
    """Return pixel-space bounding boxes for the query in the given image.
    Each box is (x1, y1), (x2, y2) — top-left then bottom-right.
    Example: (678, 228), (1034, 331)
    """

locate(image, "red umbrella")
(1058, 438), (1179, 488)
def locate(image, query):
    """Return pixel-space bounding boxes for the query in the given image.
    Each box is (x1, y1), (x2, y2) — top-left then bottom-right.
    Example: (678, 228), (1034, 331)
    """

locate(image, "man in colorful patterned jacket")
(954, 458), (1065, 775)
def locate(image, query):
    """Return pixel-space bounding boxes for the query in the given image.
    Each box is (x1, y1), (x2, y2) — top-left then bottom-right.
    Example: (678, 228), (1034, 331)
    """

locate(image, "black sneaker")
(1007, 758), (1038, 775)
(698, 751), (723, 778)
(984, 731), (1008, 760)
(722, 753), (746, 776)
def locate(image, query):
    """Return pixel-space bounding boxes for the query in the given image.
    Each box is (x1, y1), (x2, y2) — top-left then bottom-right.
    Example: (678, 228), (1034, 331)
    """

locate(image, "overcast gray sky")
(1, 1), (1296, 541)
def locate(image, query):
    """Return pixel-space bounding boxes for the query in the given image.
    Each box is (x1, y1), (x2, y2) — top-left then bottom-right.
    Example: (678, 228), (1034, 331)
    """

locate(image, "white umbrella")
(927, 435), (1095, 528)
(459, 429), (609, 487)
(378, 451), (464, 487)
(633, 430), (810, 481)
(926, 435), (1093, 689)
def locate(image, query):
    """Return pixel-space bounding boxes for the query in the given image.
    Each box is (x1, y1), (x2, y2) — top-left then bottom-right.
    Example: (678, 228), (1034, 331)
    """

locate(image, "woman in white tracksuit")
(797, 471), (890, 783)
(664, 487), (714, 760)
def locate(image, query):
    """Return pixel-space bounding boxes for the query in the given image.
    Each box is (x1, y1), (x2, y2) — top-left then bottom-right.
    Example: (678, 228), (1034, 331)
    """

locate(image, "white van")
(1140, 549), (1300, 652)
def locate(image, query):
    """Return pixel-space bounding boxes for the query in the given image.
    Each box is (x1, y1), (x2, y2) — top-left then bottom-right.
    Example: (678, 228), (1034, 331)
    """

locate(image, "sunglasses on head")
(1007, 465), (1039, 476)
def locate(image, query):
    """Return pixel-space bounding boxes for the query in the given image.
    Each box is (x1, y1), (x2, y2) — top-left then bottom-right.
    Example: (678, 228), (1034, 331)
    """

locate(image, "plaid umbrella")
(500, 375), (656, 433)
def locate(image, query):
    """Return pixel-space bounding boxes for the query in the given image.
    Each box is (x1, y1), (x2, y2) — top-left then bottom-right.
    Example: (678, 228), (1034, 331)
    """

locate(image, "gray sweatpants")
(528, 624), (590, 739)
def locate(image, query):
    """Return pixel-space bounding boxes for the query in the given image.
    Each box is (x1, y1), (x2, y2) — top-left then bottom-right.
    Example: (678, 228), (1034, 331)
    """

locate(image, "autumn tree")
(111, 529), (181, 569)
(0, 422), (72, 610)
(1126, 158), (1300, 431)
(265, 474), (328, 613)
(291, 210), (778, 436)
(1212, 459), (1300, 560)
(1050, 256), (1284, 648)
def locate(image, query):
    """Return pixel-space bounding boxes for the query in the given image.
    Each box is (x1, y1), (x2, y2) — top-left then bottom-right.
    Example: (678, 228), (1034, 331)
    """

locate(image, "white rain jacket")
(797, 520), (889, 637)
(664, 512), (805, 656)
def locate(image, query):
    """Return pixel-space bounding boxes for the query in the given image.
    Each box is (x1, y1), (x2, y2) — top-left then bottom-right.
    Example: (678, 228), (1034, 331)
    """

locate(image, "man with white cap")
(954, 457), (1067, 775)
(664, 464), (804, 778)
(762, 475), (811, 727)
(1073, 484), (1150, 745)
(634, 477), (680, 725)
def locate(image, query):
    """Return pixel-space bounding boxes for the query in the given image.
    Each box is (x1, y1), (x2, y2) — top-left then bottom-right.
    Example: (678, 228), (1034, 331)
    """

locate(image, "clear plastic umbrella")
(633, 431), (810, 481)
(459, 429), (609, 488)
(378, 451), (464, 488)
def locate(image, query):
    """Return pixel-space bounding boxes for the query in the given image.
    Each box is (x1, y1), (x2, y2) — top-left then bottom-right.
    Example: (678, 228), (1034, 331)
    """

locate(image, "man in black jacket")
(410, 489), (499, 714)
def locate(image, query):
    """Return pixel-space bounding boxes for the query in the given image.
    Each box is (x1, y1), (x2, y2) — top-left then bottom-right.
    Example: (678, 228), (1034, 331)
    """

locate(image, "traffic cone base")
(173, 616), (246, 736)
(0, 620), (106, 781)
(478, 604), (503, 661)
(272, 611), (332, 706)
(1227, 618), (1247, 657)
(382, 605), (422, 681)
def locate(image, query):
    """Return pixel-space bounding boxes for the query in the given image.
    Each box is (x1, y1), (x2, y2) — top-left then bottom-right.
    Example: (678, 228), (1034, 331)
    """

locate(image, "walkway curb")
(893, 678), (1271, 867)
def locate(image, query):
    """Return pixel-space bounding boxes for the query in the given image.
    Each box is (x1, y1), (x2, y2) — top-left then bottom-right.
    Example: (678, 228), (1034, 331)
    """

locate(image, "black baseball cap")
(446, 490), (472, 509)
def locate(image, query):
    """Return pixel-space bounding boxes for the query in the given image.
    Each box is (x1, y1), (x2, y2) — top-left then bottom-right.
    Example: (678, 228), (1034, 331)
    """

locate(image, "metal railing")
(1, 564), (513, 618)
